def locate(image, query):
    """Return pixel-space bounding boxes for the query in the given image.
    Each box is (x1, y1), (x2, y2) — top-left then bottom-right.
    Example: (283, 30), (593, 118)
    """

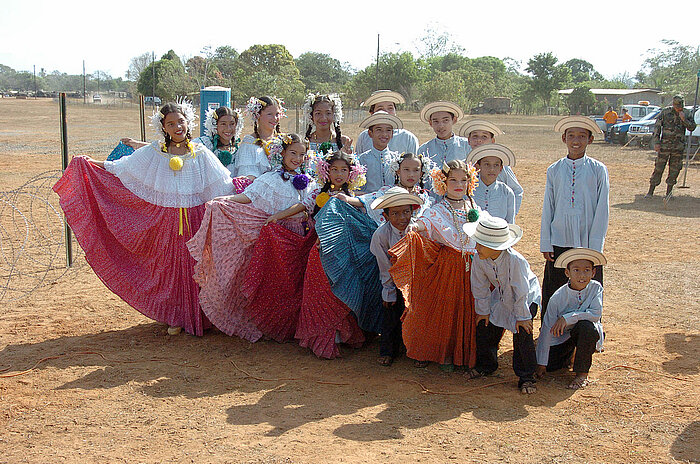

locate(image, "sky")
(2, 0), (698, 81)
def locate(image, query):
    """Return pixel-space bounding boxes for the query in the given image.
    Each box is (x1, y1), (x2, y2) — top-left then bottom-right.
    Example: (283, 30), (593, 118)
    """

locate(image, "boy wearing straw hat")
(417, 101), (470, 167)
(535, 247), (606, 390)
(467, 143), (517, 224)
(357, 110), (403, 194)
(356, 90), (419, 155)
(458, 119), (524, 214)
(541, 116), (608, 317)
(463, 215), (541, 394)
(369, 187), (424, 366)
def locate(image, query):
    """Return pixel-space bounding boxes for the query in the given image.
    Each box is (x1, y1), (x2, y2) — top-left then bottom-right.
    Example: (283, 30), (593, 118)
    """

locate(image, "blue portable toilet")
(199, 86), (231, 136)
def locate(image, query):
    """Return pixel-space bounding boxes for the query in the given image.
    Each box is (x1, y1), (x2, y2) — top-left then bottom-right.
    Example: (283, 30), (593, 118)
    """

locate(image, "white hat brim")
(466, 143), (516, 167)
(362, 90), (405, 108)
(554, 116), (603, 136)
(463, 221), (523, 251)
(420, 101), (464, 124)
(359, 112), (403, 130)
(370, 193), (423, 210)
(554, 248), (607, 268)
(457, 120), (505, 138)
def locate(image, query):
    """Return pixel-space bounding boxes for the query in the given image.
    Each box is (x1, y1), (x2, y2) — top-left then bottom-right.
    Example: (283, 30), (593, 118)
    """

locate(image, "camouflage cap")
(672, 95), (684, 105)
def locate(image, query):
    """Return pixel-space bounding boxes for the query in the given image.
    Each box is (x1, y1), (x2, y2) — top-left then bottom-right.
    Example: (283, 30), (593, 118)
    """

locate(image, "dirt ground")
(0, 98), (698, 464)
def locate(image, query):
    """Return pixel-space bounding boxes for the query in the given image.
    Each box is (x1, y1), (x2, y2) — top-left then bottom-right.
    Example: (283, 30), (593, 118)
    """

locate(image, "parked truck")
(471, 97), (511, 114)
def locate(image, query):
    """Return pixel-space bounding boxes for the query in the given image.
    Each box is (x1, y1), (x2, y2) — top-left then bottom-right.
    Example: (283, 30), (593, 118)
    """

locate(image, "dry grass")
(0, 99), (698, 464)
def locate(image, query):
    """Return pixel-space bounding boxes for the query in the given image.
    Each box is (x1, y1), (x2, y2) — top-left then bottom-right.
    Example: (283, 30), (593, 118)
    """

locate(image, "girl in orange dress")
(389, 159), (481, 371)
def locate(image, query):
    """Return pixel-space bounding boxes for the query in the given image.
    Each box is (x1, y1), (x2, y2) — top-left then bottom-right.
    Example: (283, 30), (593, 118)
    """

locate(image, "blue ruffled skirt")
(314, 198), (383, 333)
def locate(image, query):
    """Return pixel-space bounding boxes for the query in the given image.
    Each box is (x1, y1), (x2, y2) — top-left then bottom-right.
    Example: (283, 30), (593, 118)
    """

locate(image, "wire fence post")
(139, 95), (146, 142)
(59, 93), (73, 267)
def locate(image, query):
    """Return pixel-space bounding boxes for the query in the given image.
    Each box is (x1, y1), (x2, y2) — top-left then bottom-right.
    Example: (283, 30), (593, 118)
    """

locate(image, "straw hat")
(419, 101), (464, 124)
(462, 215), (523, 251)
(554, 116), (603, 136)
(466, 143), (516, 167)
(457, 119), (505, 138)
(554, 248), (607, 268)
(370, 186), (424, 210)
(359, 110), (403, 130)
(361, 90), (406, 108)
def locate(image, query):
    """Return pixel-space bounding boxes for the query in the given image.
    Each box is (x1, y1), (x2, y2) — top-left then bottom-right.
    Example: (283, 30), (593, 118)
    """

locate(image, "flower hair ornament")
(313, 151), (367, 192)
(150, 96), (197, 140)
(268, 133), (293, 169)
(387, 152), (436, 184)
(429, 161), (479, 197)
(301, 93), (343, 132)
(245, 96), (287, 121)
(203, 106), (244, 140)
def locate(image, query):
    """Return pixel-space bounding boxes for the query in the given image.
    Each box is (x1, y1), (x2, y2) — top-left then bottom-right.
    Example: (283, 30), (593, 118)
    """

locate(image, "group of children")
(53, 90), (610, 395)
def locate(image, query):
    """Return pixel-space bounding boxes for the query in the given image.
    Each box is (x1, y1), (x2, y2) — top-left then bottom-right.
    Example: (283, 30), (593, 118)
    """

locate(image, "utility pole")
(33, 65), (37, 98)
(152, 51), (156, 110)
(83, 60), (86, 104)
(375, 34), (380, 91)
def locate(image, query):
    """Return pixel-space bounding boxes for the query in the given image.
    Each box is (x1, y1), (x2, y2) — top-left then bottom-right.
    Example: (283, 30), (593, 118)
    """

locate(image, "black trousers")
(379, 293), (406, 358)
(475, 303), (538, 387)
(545, 320), (600, 374)
(542, 245), (603, 317)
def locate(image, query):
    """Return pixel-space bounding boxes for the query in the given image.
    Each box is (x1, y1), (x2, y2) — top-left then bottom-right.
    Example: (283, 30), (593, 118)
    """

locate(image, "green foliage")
(525, 52), (571, 108)
(137, 51), (191, 101)
(211, 46), (238, 80)
(566, 85), (596, 115)
(296, 52), (350, 93)
(638, 40), (700, 100)
(563, 59), (604, 83)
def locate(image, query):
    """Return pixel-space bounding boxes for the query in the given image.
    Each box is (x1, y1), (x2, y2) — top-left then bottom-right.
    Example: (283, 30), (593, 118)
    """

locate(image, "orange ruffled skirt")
(389, 232), (476, 367)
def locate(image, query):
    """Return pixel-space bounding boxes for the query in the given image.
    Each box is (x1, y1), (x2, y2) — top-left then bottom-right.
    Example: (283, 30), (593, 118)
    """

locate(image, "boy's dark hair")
(160, 102), (192, 146)
(564, 127), (593, 137)
(369, 102), (397, 114)
(253, 96), (282, 147)
(566, 259), (595, 270)
(305, 94), (343, 149)
(312, 151), (354, 217)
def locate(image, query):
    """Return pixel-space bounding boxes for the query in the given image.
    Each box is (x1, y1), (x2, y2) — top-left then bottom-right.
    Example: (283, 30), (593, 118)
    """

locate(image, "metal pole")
(679, 71), (700, 188)
(375, 34), (380, 91)
(139, 95), (146, 142)
(33, 65), (36, 98)
(83, 60), (86, 104)
(59, 93), (73, 267)
(152, 51), (156, 111)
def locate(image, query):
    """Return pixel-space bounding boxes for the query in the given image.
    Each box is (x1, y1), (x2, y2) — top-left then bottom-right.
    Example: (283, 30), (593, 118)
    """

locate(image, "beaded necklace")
(442, 197), (471, 271)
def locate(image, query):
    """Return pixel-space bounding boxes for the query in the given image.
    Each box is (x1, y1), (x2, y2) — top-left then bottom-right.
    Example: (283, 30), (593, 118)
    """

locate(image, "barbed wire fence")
(0, 171), (85, 303)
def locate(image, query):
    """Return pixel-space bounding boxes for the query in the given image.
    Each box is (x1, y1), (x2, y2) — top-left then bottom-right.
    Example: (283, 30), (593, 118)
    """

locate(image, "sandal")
(167, 326), (182, 335)
(465, 368), (485, 379)
(377, 356), (393, 367)
(439, 363), (455, 373)
(520, 381), (537, 394)
(414, 360), (429, 368)
(567, 376), (590, 390)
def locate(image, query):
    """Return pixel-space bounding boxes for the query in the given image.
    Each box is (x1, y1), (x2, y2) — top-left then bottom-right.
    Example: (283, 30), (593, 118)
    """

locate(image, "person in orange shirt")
(621, 108), (632, 123)
(603, 107), (618, 143)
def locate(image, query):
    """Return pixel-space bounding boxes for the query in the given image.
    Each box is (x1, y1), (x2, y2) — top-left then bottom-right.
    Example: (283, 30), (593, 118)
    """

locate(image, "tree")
(295, 52), (350, 92)
(211, 46), (238, 80)
(415, 23), (465, 59)
(137, 50), (191, 100)
(127, 52), (152, 81)
(566, 85), (596, 114)
(563, 59), (604, 83)
(525, 52), (571, 109)
(232, 45), (304, 104)
(638, 40), (700, 99)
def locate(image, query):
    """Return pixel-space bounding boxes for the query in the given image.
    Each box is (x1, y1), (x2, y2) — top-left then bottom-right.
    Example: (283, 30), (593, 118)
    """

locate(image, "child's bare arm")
(219, 193), (251, 203)
(336, 193), (362, 207)
(265, 203), (307, 225)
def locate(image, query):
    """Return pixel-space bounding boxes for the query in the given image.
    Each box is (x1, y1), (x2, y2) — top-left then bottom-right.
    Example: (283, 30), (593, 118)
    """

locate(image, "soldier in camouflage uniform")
(646, 96), (697, 198)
